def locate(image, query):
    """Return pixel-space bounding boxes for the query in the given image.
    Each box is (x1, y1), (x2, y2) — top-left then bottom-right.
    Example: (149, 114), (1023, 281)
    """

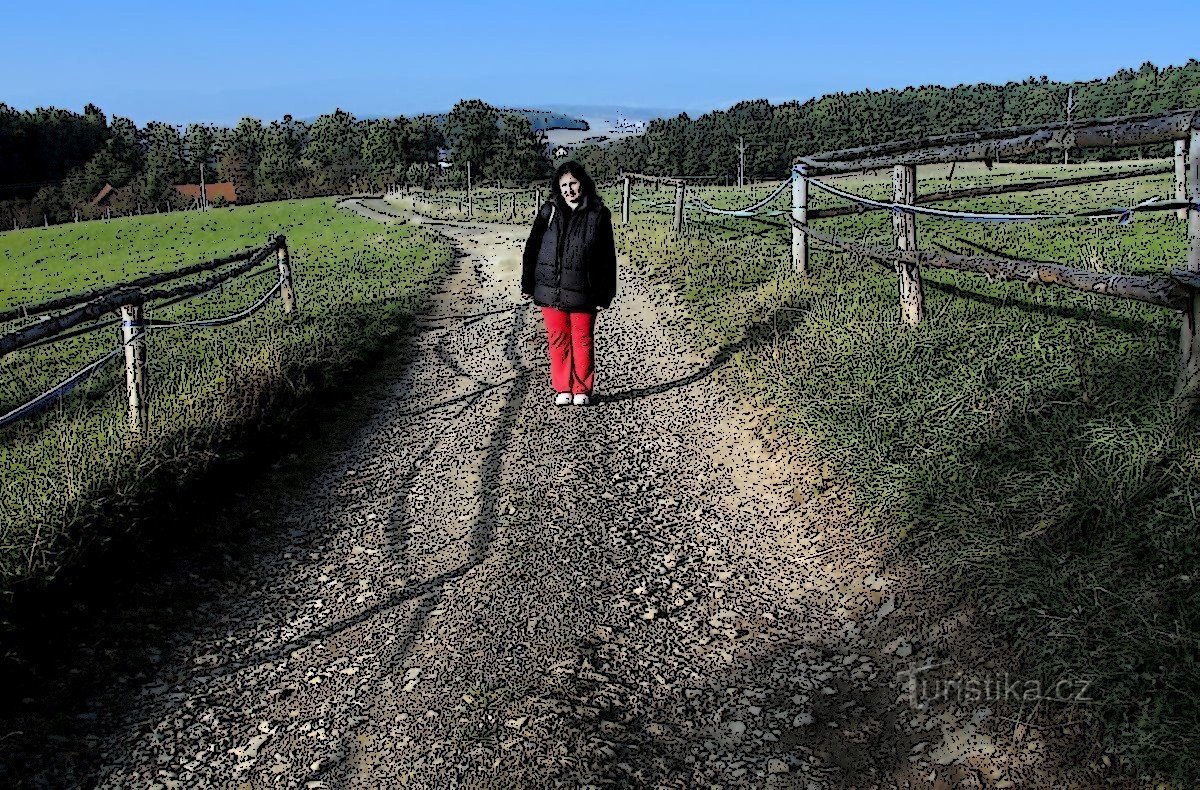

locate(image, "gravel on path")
(10, 200), (1087, 788)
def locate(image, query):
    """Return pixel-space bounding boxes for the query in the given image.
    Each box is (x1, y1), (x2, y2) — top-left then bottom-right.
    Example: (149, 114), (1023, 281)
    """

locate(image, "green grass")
(0, 199), (452, 589)
(612, 159), (1200, 781)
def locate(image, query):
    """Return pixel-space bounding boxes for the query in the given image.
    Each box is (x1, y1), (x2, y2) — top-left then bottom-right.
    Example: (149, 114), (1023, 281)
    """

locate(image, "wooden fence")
(619, 173), (688, 233)
(616, 108), (1200, 410)
(400, 186), (545, 220)
(0, 235), (295, 435)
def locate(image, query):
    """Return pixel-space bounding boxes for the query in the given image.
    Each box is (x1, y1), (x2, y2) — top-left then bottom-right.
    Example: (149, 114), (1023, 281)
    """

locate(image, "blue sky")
(1, 0), (1192, 125)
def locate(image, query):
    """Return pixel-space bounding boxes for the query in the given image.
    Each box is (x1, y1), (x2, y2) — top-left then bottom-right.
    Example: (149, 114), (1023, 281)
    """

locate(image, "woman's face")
(558, 172), (582, 204)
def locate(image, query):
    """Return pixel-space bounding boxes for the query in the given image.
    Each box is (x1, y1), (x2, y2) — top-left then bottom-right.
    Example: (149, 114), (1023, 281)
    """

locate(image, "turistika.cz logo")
(898, 662), (1095, 707)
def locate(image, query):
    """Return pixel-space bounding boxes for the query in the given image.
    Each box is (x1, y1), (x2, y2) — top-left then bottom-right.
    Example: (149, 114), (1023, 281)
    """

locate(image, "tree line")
(5, 59), (1200, 228)
(571, 60), (1200, 181)
(0, 99), (552, 228)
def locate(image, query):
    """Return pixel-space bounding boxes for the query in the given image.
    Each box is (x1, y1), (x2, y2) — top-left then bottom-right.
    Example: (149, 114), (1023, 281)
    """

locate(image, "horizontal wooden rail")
(0, 237), (283, 359)
(138, 242), (281, 304)
(806, 165), (1174, 219)
(0, 246), (262, 324)
(799, 109), (1200, 164)
(798, 109), (1200, 175)
(0, 286), (144, 358)
(791, 218), (1194, 311)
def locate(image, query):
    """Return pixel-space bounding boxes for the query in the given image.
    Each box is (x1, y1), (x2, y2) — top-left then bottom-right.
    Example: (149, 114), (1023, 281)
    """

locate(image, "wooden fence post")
(792, 166), (809, 275)
(1178, 130), (1200, 404)
(1176, 139), (1188, 221)
(893, 164), (924, 324)
(673, 180), (685, 235)
(621, 175), (631, 225)
(275, 236), (297, 314)
(120, 303), (149, 436)
(467, 161), (473, 218)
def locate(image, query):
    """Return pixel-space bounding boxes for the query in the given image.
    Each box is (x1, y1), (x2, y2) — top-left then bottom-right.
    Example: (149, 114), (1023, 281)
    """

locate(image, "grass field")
(0, 199), (453, 589)
(590, 158), (1199, 779)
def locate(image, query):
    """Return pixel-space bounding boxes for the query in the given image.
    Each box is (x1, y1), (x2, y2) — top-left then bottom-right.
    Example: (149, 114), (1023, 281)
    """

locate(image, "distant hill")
(416, 107), (589, 133)
(539, 105), (678, 151)
(509, 109), (588, 132)
(537, 103), (686, 123)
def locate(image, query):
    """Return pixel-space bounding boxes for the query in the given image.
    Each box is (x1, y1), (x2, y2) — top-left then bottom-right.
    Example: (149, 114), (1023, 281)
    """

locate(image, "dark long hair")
(552, 160), (597, 209)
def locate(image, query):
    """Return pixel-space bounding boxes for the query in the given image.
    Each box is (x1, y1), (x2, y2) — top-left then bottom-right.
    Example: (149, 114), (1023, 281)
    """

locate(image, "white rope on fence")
(804, 176), (1077, 222)
(0, 279), (284, 431)
(0, 346), (123, 430)
(1100, 196), (1199, 225)
(802, 175), (1198, 224)
(143, 280), (282, 329)
(688, 177), (793, 217)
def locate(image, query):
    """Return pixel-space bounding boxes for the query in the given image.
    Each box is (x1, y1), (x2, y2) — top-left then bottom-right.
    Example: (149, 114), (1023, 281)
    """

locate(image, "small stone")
(729, 721), (746, 735)
(874, 595), (896, 621)
(768, 758), (789, 774)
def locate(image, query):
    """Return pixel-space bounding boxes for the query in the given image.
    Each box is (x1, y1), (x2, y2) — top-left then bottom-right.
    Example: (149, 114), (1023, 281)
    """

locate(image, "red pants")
(540, 306), (595, 395)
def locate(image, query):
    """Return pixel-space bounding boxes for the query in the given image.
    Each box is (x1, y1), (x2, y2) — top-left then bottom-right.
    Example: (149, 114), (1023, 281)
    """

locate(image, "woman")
(521, 161), (617, 406)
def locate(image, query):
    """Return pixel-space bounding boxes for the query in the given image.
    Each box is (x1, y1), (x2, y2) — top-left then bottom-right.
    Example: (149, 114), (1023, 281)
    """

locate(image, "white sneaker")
(554, 392), (572, 406)
(573, 393), (591, 406)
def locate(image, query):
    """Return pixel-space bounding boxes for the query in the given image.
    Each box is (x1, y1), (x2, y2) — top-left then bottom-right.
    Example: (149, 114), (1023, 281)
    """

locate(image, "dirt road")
(23, 200), (1081, 787)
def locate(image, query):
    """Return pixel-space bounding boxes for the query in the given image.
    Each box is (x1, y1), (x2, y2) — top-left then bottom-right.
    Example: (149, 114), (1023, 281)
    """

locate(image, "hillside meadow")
(0, 199), (452, 589)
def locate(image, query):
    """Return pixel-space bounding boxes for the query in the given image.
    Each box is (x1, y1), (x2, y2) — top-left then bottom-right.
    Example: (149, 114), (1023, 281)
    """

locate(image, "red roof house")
(90, 183), (117, 206)
(174, 182), (239, 204)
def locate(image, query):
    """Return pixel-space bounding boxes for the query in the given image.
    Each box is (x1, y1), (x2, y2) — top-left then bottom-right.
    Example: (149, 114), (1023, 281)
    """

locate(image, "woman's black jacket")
(521, 194), (617, 310)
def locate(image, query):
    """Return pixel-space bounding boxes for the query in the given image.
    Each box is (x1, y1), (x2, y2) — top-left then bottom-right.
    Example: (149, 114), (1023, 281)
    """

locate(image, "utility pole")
(1064, 86), (1075, 166)
(735, 136), (747, 188)
(200, 162), (207, 210)
(467, 160), (472, 218)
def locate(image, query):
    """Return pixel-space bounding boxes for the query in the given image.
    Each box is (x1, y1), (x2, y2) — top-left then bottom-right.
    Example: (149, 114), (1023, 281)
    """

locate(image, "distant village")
(545, 112), (648, 159)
